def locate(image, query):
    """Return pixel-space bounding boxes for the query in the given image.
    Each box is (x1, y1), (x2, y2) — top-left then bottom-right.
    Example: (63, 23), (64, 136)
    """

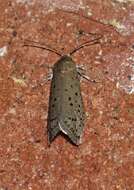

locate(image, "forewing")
(47, 69), (63, 143)
(59, 69), (85, 145)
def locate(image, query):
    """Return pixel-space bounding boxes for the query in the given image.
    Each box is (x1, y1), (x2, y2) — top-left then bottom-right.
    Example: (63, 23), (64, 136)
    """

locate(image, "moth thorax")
(57, 55), (75, 69)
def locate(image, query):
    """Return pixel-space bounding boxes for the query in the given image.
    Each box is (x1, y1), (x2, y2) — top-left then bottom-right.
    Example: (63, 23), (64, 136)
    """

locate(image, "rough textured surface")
(0, 0), (134, 189)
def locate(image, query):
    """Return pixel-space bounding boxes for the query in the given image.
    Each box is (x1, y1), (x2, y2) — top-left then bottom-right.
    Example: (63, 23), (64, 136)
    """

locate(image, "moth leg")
(43, 72), (53, 82)
(31, 72), (53, 90)
(77, 66), (99, 83)
(76, 64), (85, 70)
(40, 63), (53, 81)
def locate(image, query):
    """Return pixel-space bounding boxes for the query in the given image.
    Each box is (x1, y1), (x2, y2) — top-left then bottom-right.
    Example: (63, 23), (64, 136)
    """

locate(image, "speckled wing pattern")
(47, 56), (85, 145)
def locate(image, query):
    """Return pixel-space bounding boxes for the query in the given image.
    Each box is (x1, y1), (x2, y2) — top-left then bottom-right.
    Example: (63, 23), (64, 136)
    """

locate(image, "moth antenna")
(69, 35), (102, 56)
(23, 40), (62, 57)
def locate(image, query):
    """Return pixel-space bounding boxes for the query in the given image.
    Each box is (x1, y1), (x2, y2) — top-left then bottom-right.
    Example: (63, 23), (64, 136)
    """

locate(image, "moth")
(24, 36), (100, 145)
(48, 39), (102, 145)
(24, 10), (103, 145)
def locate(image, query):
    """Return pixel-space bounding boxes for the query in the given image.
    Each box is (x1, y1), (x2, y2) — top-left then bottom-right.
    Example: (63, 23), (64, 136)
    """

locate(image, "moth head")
(54, 55), (76, 72)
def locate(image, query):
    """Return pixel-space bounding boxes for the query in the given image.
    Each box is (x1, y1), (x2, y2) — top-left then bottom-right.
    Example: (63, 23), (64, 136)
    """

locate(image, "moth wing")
(59, 72), (85, 145)
(48, 118), (60, 143)
(47, 74), (62, 143)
